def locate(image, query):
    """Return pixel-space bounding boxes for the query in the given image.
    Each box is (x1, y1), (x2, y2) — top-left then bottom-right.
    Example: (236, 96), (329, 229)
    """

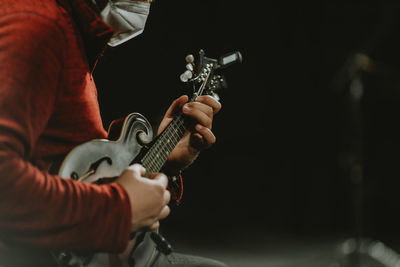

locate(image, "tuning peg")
(185, 54), (194, 64)
(186, 63), (193, 72)
(180, 70), (193, 82)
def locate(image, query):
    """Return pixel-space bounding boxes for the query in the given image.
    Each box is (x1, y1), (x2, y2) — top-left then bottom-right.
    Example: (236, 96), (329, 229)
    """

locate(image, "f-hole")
(70, 157), (113, 181)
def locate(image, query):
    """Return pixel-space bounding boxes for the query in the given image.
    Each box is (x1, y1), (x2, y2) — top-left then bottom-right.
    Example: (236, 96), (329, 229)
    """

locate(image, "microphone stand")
(333, 53), (365, 267)
(333, 54), (400, 267)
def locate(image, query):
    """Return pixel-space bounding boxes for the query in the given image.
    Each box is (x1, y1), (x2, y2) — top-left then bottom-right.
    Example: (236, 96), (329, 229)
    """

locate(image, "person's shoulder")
(0, 0), (69, 52)
(0, 0), (64, 24)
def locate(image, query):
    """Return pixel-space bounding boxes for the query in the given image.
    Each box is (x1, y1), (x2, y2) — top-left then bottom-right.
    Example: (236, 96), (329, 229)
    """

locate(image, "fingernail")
(183, 104), (190, 112)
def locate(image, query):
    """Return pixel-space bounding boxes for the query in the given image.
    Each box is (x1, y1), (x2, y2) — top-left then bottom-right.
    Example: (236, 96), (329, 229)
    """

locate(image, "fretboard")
(140, 113), (190, 173)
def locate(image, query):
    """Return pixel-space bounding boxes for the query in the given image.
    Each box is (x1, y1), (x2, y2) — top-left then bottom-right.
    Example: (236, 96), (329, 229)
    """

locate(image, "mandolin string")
(143, 93), (198, 173)
(142, 114), (188, 173)
(144, 104), (196, 173)
(148, 120), (176, 170)
(154, 115), (187, 171)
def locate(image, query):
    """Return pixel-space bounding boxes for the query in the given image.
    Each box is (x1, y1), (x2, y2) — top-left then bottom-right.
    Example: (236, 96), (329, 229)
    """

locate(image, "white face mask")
(98, 0), (151, 47)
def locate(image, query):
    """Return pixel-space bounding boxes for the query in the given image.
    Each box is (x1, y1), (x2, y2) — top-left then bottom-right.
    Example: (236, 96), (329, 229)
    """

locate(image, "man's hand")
(158, 95), (222, 173)
(116, 164), (170, 232)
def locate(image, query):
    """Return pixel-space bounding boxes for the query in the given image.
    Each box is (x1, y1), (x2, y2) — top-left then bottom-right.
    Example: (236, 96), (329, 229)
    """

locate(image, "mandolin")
(53, 49), (242, 267)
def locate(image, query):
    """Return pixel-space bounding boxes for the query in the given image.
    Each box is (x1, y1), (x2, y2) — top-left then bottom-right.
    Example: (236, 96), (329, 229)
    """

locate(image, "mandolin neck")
(140, 113), (190, 173)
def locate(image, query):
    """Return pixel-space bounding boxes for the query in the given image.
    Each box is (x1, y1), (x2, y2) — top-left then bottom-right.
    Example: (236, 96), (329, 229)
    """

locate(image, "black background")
(94, 1), (400, 248)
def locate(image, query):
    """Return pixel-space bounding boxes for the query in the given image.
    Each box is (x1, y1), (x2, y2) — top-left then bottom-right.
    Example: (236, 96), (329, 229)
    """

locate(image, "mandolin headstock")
(180, 49), (242, 101)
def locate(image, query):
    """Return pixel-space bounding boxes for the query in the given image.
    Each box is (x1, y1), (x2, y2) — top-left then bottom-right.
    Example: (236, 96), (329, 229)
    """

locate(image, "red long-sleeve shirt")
(0, 0), (132, 265)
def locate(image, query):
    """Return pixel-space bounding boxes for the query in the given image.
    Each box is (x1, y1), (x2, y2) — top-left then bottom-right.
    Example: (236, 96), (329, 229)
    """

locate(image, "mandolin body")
(56, 113), (158, 267)
(59, 113), (153, 183)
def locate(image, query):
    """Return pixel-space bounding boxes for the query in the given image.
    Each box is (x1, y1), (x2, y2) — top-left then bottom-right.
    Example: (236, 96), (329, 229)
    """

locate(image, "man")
(0, 0), (227, 266)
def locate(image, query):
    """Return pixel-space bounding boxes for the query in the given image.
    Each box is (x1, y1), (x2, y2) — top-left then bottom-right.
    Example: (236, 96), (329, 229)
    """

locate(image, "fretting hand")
(158, 95), (222, 174)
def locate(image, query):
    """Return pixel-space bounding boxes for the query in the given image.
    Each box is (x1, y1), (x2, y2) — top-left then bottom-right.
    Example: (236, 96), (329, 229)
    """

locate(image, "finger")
(184, 101), (214, 118)
(149, 221), (160, 231)
(182, 103), (213, 128)
(158, 205), (170, 220)
(164, 189), (171, 204)
(195, 95), (222, 115)
(149, 173), (168, 188)
(128, 163), (146, 176)
(193, 125), (216, 148)
(164, 95), (189, 119)
(146, 172), (158, 179)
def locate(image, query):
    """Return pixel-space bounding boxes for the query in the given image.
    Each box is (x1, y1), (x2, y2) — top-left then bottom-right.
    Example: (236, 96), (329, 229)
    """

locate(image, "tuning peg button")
(180, 70), (193, 82)
(186, 63), (193, 71)
(184, 70), (193, 79)
(180, 74), (188, 82)
(185, 54), (194, 63)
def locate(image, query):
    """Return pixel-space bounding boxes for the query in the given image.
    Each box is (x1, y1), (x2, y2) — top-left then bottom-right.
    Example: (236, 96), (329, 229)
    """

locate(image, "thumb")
(128, 163), (146, 177)
(147, 173), (168, 188)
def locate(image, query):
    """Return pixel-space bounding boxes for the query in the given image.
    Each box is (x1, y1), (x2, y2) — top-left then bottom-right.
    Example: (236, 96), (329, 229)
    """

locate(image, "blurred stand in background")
(329, 3), (400, 265)
(332, 53), (400, 267)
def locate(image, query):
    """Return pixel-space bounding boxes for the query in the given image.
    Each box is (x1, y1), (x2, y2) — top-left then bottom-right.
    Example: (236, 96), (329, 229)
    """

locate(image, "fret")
(141, 114), (190, 173)
(149, 145), (165, 170)
(159, 143), (170, 161)
(143, 153), (156, 172)
(168, 130), (180, 145)
(163, 135), (175, 151)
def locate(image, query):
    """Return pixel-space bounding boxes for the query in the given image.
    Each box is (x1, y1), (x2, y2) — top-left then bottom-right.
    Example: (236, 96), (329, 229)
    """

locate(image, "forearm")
(0, 150), (131, 252)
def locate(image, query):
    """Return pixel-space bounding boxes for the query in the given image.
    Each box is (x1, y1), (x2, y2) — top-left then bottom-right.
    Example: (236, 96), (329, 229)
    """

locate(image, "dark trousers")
(150, 252), (229, 267)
